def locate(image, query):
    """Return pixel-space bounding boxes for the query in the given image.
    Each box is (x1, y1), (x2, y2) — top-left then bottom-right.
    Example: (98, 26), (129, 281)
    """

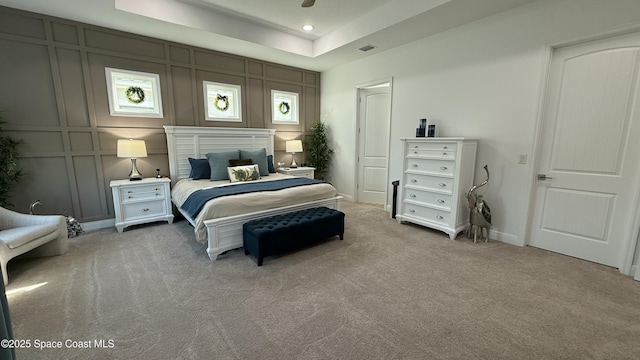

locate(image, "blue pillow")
(267, 154), (276, 173)
(206, 150), (240, 181)
(240, 148), (269, 176)
(188, 158), (210, 180)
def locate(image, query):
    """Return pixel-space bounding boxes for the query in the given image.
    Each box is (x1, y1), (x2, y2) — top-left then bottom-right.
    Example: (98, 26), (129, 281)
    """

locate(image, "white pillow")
(227, 164), (261, 183)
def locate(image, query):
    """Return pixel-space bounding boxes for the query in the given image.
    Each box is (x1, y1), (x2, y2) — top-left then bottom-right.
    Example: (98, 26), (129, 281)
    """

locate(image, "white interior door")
(357, 84), (391, 205)
(529, 32), (640, 269)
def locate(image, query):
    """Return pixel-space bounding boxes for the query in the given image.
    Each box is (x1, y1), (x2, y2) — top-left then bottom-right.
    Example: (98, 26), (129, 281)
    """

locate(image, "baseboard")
(80, 218), (115, 232)
(489, 229), (521, 247)
(338, 193), (354, 202)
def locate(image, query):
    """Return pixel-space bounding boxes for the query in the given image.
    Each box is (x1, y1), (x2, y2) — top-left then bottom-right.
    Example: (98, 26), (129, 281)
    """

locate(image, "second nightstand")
(110, 177), (174, 233)
(277, 166), (315, 179)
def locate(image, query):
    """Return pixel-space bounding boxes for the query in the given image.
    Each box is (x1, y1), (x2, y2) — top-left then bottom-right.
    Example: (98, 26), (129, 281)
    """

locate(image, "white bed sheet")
(172, 173), (338, 243)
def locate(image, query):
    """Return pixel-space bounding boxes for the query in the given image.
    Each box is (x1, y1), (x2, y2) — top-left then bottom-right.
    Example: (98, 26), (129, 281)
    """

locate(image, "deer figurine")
(466, 165), (492, 243)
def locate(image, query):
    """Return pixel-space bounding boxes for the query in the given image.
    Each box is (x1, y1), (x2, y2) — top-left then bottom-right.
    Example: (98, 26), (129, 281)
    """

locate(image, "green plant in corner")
(0, 113), (22, 207)
(306, 121), (333, 181)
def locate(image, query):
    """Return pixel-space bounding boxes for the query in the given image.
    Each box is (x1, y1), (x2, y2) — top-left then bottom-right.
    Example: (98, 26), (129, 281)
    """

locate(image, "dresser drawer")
(120, 184), (166, 202)
(404, 158), (455, 176)
(406, 149), (456, 160)
(402, 202), (451, 225)
(406, 142), (456, 152)
(122, 200), (166, 220)
(404, 173), (454, 193)
(404, 189), (453, 210)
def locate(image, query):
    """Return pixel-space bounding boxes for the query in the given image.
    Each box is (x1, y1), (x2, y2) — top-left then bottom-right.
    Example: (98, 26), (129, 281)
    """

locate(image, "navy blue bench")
(243, 207), (345, 266)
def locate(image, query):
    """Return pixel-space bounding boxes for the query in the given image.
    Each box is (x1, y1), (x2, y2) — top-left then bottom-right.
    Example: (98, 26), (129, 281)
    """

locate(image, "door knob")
(537, 174), (554, 181)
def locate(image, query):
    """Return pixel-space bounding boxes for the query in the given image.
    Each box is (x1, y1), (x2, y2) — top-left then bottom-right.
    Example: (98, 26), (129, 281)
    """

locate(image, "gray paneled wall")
(0, 6), (320, 221)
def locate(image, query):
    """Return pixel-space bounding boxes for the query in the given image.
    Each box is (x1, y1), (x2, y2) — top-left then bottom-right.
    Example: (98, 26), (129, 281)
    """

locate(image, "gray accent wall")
(0, 6), (320, 221)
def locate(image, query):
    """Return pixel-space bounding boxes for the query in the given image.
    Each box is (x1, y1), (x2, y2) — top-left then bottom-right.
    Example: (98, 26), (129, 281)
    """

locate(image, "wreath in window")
(125, 86), (145, 104)
(214, 93), (230, 112)
(278, 101), (290, 115)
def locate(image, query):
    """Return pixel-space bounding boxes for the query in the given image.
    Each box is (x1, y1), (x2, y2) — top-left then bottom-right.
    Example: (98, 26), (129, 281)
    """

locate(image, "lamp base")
(129, 158), (143, 181)
(290, 153), (298, 168)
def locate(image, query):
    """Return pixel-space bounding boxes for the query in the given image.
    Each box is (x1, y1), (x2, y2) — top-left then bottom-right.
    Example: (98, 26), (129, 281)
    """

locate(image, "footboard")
(203, 196), (343, 260)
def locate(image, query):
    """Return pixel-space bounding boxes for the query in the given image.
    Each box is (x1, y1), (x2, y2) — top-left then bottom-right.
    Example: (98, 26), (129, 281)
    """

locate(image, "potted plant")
(0, 113), (22, 207)
(306, 121), (333, 181)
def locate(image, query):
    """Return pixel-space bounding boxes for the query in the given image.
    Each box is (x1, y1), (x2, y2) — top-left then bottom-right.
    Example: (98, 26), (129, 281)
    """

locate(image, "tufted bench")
(243, 207), (345, 266)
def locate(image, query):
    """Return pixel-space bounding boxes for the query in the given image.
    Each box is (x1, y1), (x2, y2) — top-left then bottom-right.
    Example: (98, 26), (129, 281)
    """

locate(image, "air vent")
(358, 44), (377, 52)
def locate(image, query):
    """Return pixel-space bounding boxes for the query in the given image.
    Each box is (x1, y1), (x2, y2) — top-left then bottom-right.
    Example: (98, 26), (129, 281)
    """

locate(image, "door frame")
(523, 30), (640, 276)
(354, 77), (393, 208)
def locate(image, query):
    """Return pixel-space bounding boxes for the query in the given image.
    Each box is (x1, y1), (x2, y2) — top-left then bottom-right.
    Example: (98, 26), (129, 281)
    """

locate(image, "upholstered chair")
(0, 206), (69, 285)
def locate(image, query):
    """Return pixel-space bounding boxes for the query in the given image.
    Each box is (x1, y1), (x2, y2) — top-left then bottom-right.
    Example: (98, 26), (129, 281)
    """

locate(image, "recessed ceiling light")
(303, 24), (314, 31)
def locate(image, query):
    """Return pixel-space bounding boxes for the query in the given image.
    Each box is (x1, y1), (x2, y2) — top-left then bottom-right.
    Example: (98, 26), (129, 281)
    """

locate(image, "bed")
(164, 126), (342, 260)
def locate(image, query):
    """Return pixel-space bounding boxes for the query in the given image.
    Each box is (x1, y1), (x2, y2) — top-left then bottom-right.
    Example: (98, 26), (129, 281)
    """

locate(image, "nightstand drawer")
(277, 167), (315, 179)
(120, 185), (166, 202)
(122, 200), (166, 220)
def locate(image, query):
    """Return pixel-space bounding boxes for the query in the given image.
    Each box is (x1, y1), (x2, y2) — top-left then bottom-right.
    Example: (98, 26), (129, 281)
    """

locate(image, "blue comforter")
(181, 177), (325, 218)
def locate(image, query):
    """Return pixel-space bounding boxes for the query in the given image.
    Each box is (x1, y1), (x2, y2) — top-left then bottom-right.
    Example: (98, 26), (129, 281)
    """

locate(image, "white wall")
(321, 0), (640, 250)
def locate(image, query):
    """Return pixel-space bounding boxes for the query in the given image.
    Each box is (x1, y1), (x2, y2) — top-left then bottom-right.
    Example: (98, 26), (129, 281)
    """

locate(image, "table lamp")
(285, 140), (303, 168)
(117, 139), (147, 181)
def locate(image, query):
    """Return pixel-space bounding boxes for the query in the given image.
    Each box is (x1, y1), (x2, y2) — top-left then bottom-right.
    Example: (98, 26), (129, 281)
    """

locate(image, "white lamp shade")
(285, 140), (303, 153)
(117, 139), (147, 158)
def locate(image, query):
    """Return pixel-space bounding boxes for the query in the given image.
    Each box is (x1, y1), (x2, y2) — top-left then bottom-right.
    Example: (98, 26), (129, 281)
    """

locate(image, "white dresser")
(110, 177), (174, 233)
(397, 138), (477, 239)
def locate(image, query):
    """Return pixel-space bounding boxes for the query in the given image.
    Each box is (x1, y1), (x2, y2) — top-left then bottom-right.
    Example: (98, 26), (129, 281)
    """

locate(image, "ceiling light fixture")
(302, 24), (314, 31)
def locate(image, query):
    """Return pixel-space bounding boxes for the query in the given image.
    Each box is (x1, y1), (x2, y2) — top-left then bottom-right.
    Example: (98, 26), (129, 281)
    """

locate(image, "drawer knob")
(410, 194), (416, 198)
(438, 199), (445, 203)
(156, 193), (160, 196)
(440, 166), (448, 170)
(442, 152), (447, 156)
(128, 196), (132, 199)
(414, 145), (418, 148)
(412, 164), (418, 168)
(436, 215), (444, 220)
(127, 191), (133, 193)
(409, 209), (416, 213)
(443, 146), (448, 149)
(414, 151), (418, 154)
(142, 208), (149, 212)
(439, 183), (446, 187)
(155, 188), (160, 191)
(411, 179), (417, 183)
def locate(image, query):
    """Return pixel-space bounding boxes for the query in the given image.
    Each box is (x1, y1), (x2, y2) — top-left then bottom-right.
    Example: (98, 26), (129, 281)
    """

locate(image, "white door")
(357, 84), (391, 205)
(529, 32), (640, 269)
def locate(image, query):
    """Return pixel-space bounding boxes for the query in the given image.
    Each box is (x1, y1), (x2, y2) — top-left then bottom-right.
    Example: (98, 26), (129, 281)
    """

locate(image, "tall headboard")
(164, 126), (276, 182)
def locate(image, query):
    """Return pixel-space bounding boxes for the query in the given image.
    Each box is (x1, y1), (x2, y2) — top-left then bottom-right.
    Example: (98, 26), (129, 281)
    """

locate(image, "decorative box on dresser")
(110, 178), (174, 233)
(397, 138), (477, 240)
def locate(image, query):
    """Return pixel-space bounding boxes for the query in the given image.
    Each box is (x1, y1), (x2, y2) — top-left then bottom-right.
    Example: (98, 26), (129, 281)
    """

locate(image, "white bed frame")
(164, 126), (342, 260)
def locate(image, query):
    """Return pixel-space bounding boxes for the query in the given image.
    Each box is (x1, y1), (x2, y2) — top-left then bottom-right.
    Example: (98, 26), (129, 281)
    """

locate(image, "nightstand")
(110, 178), (174, 233)
(277, 166), (315, 179)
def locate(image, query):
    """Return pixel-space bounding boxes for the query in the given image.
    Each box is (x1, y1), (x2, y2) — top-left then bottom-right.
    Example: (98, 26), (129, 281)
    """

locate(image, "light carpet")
(5, 202), (640, 359)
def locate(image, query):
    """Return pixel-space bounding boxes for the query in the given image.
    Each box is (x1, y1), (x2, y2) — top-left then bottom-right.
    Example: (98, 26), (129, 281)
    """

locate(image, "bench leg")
(339, 233), (344, 240)
(244, 248), (249, 255)
(257, 257), (263, 266)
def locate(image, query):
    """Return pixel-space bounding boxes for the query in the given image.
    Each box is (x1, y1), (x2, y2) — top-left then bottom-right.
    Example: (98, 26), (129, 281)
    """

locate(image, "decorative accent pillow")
(267, 154), (276, 173)
(206, 150), (240, 181)
(229, 159), (253, 166)
(227, 164), (261, 183)
(240, 148), (269, 176)
(188, 158), (210, 180)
